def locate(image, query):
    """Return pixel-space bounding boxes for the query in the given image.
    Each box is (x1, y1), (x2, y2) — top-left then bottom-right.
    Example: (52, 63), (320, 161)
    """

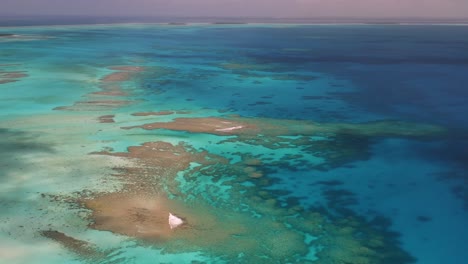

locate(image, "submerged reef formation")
(122, 115), (445, 170)
(3, 23), (468, 264)
(434, 170), (468, 211)
(67, 138), (417, 263)
(50, 98), (440, 262)
(37, 62), (439, 263)
(53, 66), (143, 111)
(53, 64), (176, 111)
(98, 115), (115, 123)
(219, 61), (319, 82)
(122, 116), (445, 138)
(44, 76), (440, 261)
(0, 67), (28, 84)
(40, 230), (107, 261)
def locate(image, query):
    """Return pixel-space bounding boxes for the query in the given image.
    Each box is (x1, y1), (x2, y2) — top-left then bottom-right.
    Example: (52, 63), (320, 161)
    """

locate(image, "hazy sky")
(1, 0), (468, 18)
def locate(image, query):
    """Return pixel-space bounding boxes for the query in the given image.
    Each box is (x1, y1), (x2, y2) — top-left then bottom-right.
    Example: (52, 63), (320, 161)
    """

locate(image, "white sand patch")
(215, 126), (243, 132)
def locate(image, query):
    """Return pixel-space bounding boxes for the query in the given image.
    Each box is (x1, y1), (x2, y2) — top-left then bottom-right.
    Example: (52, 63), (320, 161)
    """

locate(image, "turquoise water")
(1, 23), (468, 263)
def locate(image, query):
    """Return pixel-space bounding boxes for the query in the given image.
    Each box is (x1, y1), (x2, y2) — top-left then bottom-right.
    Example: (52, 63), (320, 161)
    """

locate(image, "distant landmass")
(0, 15), (467, 27)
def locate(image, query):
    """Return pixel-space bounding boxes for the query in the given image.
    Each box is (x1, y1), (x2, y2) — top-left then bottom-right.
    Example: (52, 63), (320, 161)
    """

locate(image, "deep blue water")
(1, 23), (468, 263)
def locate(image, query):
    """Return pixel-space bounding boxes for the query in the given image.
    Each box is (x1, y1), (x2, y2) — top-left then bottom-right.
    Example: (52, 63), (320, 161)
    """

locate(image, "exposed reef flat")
(122, 116), (446, 138)
(75, 140), (415, 263)
(121, 115), (446, 172)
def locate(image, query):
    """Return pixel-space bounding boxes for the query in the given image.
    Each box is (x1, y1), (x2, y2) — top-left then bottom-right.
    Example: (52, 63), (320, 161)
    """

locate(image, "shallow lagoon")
(1, 23), (468, 263)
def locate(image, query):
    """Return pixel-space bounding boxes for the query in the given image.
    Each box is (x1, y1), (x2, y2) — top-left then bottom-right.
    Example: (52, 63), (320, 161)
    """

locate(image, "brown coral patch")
(243, 166), (264, 178)
(54, 100), (133, 111)
(98, 115), (115, 123)
(90, 142), (213, 193)
(109, 66), (145, 72)
(90, 84), (128, 97)
(249, 171), (264, 178)
(242, 158), (263, 166)
(103, 141), (202, 167)
(55, 66), (143, 111)
(0, 79), (17, 84)
(41, 230), (105, 259)
(100, 65), (144, 82)
(101, 71), (133, 82)
(90, 90), (128, 96)
(0, 70), (28, 84)
(0, 72), (28, 79)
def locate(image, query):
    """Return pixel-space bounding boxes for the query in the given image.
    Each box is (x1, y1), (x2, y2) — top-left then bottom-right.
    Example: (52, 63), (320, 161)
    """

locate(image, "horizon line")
(1, 14), (468, 20)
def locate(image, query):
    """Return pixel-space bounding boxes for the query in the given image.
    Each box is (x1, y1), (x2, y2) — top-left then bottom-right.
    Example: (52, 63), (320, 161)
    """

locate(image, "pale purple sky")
(1, 0), (468, 18)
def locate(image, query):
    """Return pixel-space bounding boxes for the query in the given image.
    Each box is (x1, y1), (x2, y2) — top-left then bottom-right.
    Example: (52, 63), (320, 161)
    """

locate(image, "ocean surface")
(1, 22), (467, 263)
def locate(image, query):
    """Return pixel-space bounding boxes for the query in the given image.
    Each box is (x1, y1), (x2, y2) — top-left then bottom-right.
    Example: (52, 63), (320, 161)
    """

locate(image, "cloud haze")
(1, 0), (467, 18)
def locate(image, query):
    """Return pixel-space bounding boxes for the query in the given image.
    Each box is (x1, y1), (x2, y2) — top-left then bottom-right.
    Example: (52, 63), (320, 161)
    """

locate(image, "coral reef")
(122, 115), (445, 171)
(57, 139), (417, 263)
(53, 66), (141, 111)
(122, 116), (446, 139)
(0, 69), (28, 85)
(98, 115), (115, 123)
(41, 230), (106, 261)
